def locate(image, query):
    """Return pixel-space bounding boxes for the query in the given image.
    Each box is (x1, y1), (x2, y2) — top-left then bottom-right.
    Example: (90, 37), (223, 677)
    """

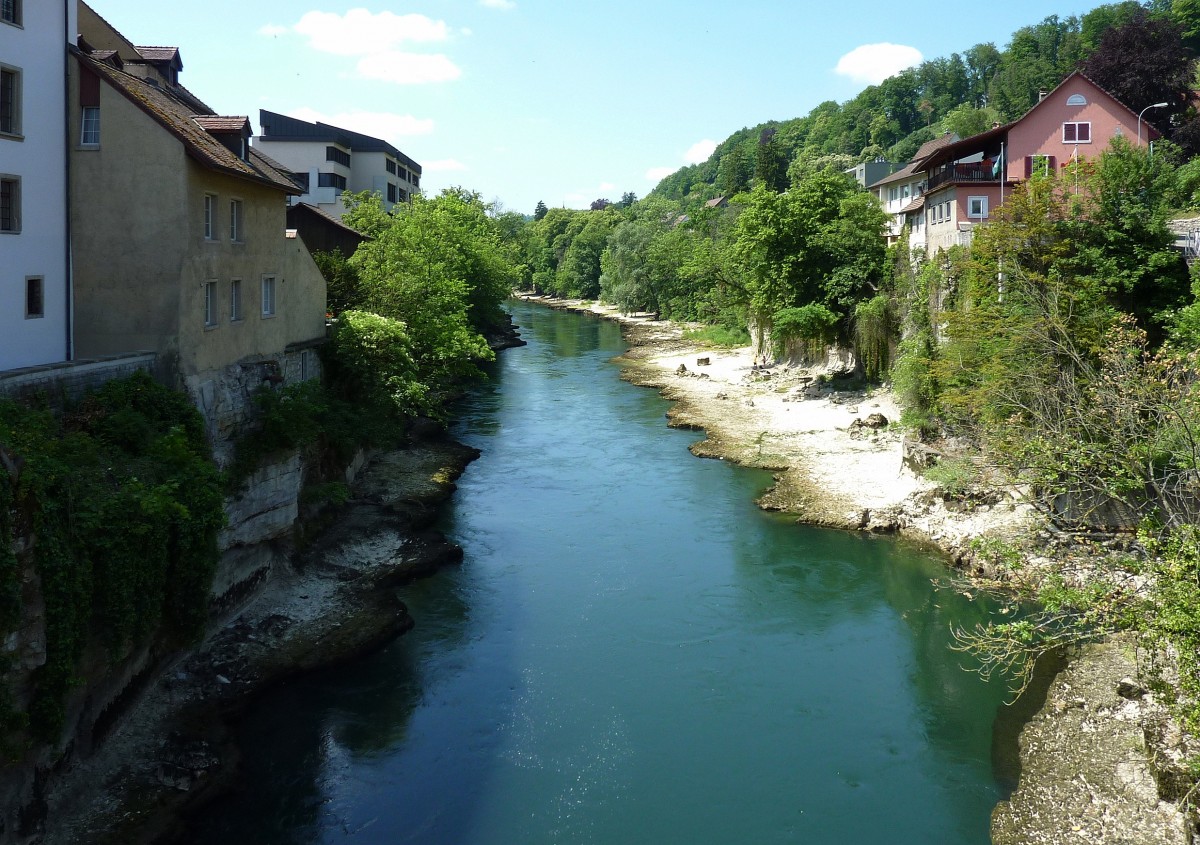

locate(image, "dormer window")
(193, 116), (252, 161)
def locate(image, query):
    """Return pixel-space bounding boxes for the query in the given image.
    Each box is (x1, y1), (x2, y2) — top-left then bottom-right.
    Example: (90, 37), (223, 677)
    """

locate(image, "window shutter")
(80, 67), (100, 107)
(1024, 156), (1032, 178)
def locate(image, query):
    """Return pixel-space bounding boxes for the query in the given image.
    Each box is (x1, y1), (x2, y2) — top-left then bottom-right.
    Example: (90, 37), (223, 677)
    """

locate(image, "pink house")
(910, 71), (1157, 253)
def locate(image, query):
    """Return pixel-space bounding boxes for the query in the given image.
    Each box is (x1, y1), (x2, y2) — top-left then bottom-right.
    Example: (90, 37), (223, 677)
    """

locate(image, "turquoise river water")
(178, 301), (1023, 844)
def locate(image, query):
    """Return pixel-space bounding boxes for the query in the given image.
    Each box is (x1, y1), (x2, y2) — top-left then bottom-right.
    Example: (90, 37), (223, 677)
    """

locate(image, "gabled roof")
(868, 133), (959, 188)
(293, 202), (371, 238)
(136, 46), (181, 67)
(920, 70), (1157, 171)
(74, 48), (302, 195)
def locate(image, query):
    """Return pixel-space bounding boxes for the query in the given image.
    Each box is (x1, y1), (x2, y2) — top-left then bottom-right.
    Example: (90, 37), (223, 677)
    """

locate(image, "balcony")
(927, 163), (999, 191)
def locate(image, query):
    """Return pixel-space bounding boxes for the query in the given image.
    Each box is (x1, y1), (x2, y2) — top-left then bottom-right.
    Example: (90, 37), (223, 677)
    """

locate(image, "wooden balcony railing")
(927, 163), (999, 191)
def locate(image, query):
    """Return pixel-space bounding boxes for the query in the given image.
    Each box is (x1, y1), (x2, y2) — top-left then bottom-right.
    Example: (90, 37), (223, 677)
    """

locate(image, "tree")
(730, 169), (887, 354)
(590, 198), (612, 211)
(617, 191), (638, 209)
(1080, 9), (1195, 135)
(754, 128), (788, 193)
(346, 189), (518, 387)
(534, 200), (548, 221)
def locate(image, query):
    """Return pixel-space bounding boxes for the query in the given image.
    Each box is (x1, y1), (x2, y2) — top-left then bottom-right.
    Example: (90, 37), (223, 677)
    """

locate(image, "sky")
(88, 0), (1109, 215)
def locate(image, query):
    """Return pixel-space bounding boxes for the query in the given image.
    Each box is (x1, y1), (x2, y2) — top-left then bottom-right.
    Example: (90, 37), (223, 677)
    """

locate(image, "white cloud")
(480, 0), (516, 9)
(599, 182), (616, 192)
(684, 139), (717, 164)
(357, 51), (462, 84)
(286, 108), (435, 141)
(293, 9), (449, 56)
(835, 43), (923, 85)
(424, 158), (469, 172)
(258, 23), (288, 37)
(645, 166), (676, 182)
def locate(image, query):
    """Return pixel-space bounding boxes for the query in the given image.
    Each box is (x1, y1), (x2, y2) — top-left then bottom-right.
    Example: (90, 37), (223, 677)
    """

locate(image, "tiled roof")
(868, 133), (959, 188)
(899, 194), (925, 214)
(74, 49), (301, 195)
(294, 202), (370, 237)
(193, 116), (249, 132)
(135, 46), (180, 64)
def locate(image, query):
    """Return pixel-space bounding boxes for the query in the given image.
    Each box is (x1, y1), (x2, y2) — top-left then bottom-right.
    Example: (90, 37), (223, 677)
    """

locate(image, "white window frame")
(230, 278), (243, 322)
(229, 198), (243, 243)
(1063, 121), (1091, 143)
(204, 280), (218, 328)
(25, 276), (42, 318)
(0, 175), (18, 233)
(80, 105), (100, 146)
(0, 64), (20, 138)
(204, 193), (217, 240)
(261, 275), (276, 317)
(967, 196), (988, 219)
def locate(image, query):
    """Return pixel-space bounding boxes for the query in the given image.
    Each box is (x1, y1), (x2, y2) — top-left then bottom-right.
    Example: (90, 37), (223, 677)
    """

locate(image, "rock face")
(992, 640), (1194, 845)
(30, 435), (480, 845)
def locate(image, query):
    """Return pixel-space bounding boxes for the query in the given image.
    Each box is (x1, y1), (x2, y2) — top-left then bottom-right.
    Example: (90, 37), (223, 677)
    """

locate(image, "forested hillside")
(650, 1), (1200, 205)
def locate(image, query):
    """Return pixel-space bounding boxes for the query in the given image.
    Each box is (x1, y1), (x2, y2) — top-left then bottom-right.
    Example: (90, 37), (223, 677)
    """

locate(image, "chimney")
(1038, 90), (1048, 102)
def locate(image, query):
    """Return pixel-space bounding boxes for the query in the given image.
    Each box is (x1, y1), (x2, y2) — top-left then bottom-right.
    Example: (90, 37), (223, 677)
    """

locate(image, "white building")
(253, 110), (421, 219)
(0, 0), (76, 370)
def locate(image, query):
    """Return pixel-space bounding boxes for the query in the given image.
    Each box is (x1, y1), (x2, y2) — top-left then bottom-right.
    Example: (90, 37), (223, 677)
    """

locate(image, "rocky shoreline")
(36, 432), (482, 845)
(517, 292), (1198, 845)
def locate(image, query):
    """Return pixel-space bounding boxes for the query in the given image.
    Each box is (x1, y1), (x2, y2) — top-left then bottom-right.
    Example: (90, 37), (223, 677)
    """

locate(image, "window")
(889, 187), (897, 202)
(0, 177), (17, 232)
(290, 171), (310, 192)
(0, 66), (19, 136)
(1025, 154), (1057, 178)
(230, 279), (243, 321)
(80, 106), (100, 145)
(229, 199), (243, 242)
(261, 276), (276, 317)
(967, 196), (988, 219)
(1066, 93), (1087, 106)
(317, 173), (346, 191)
(387, 183), (397, 203)
(1, 0), (18, 27)
(325, 146), (350, 167)
(25, 276), (42, 318)
(204, 281), (218, 327)
(386, 159), (397, 175)
(1063, 122), (1091, 143)
(411, 173), (419, 189)
(204, 194), (216, 240)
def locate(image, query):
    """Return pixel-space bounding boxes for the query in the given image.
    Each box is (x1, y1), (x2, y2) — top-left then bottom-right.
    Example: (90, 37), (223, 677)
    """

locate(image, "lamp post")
(1137, 102), (1169, 149)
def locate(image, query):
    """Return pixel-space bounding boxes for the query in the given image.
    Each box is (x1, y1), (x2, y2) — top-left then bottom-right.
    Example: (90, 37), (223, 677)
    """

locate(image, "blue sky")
(90, 0), (1106, 214)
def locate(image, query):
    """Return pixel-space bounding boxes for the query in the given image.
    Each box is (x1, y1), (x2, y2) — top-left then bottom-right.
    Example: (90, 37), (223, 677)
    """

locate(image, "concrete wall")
(0, 0), (75, 371)
(0, 352), (155, 404)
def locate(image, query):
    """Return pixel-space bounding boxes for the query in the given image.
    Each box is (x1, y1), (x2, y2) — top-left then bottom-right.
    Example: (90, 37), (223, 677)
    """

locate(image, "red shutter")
(1024, 156), (1032, 178)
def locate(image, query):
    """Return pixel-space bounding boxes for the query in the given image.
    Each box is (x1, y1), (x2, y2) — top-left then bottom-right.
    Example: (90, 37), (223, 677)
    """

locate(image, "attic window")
(1066, 93), (1087, 106)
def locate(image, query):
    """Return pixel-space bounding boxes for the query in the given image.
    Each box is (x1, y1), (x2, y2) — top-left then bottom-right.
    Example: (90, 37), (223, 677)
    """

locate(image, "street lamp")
(1137, 102), (1169, 148)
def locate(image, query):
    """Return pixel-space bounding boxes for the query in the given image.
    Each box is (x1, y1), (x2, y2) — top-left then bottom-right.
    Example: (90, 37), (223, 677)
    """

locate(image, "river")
(178, 301), (1021, 844)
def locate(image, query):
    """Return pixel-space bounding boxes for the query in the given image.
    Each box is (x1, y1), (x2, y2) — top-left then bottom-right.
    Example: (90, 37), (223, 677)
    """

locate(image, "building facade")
(254, 110), (422, 219)
(0, 0), (76, 371)
(915, 72), (1153, 253)
(70, 4), (326, 410)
